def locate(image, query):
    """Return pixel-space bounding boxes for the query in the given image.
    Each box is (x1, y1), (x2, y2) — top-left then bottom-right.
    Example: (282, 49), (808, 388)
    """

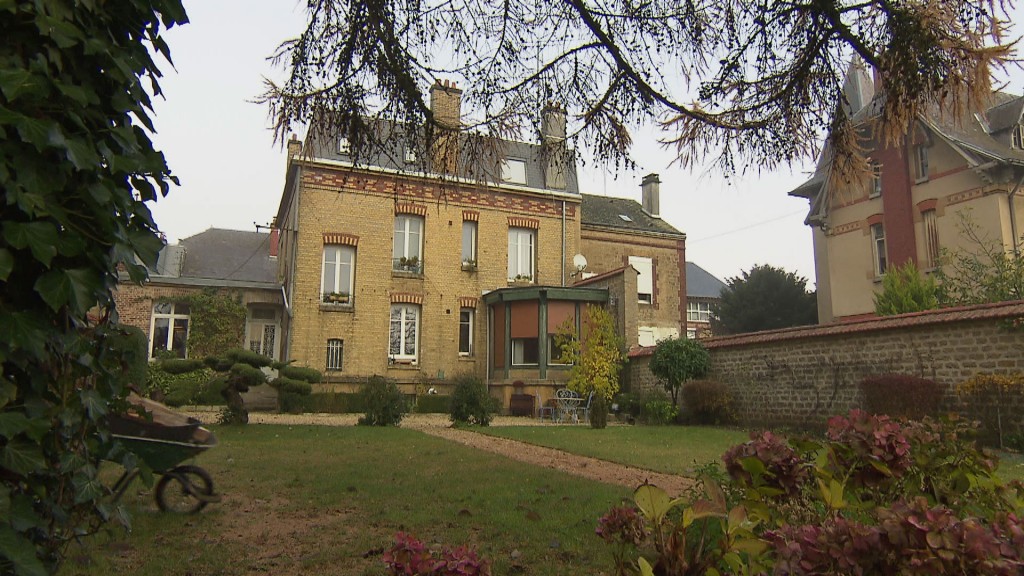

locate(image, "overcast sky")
(148, 1), (1023, 289)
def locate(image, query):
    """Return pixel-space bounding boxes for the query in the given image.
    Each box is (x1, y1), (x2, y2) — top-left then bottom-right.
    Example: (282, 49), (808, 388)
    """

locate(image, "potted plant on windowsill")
(461, 258), (477, 272)
(323, 292), (350, 304)
(398, 255), (420, 273)
(509, 274), (533, 285)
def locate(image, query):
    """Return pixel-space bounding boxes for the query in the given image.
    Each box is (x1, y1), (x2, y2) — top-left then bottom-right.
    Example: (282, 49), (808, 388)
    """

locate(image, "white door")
(247, 307), (280, 360)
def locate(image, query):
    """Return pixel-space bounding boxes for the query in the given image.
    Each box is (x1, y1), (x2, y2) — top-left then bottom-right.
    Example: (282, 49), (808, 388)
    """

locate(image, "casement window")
(869, 162), (882, 198)
(389, 304), (420, 363)
(338, 137), (351, 155)
(871, 223), (888, 276)
(1013, 125), (1024, 150)
(914, 145), (929, 182)
(511, 338), (539, 365)
(322, 245), (355, 303)
(501, 159), (528, 184)
(326, 339), (344, 371)
(461, 221), (477, 266)
(507, 227), (535, 281)
(923, 209), (940, 268)
(458, 308), (474, 355)
(629, 256), (654, 303)
(393, 215), (424, 273)
(150, 302), (190, 359)
(686, 328), (697, 340)
(686, 301), (712, 322)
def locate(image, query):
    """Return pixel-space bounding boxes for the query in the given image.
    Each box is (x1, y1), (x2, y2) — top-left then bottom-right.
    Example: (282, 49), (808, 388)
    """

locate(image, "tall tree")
(1, 2), (186, 573)
(261, 0), (1012, 178)
(712, 264), (818, 335)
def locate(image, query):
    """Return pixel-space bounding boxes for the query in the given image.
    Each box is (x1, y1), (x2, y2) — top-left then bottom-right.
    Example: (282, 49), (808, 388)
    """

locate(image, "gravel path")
(184, 409), (695, 496)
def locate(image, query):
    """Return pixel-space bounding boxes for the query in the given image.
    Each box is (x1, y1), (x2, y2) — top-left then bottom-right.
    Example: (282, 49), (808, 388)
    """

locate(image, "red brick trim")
(323, 232), (359, 246)
(462, 210), (479, 222)
(947, 187), (985, 207)
(508, 216), (539, 229)
(916, 198), (938, 212)
(395, 203), (428, 217)
(390, 292), (423, 305)
(866, 213), (884, 227)
(459, 296), (479, 308)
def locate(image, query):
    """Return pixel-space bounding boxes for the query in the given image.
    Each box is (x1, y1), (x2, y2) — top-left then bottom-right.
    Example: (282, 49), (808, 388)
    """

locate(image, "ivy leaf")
(72, 475), (105, 505)
(0, 247), (13, 280)
(0, 312), (48, 359)
(0, 525), (47, 576)
(0, 69), (37, 101)
(0, 412), (31, 439)
(3, 221), (58, 267)
(2, 440), (46, 476)
(35, 268), (97, 313)
(0, 379), (15, 410)
(79, 389), (107, 420)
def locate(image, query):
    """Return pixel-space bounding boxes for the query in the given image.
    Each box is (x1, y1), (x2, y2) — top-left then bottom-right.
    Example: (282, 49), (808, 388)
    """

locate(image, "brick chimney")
(641, 173), (661, 218)
(269, 228), (279, 258)
(541, 103), (567, 190)
(286, 133), (302, 168)
(430, 80), (462, 174)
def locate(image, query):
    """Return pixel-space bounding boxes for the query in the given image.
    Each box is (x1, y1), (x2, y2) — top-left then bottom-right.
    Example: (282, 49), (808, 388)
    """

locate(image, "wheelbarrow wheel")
(156, 465), (215, 513)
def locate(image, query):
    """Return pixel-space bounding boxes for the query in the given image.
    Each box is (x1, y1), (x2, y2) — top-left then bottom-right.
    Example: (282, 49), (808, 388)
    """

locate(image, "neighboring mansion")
(791, 62), (1024, 322)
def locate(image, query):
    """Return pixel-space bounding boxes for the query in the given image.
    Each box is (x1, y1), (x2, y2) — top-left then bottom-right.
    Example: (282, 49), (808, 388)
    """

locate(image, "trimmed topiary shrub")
(270, 364), (320, 414)
(859, 373), (942, 420)
(449, 375), (494, 426)
(358, 376), (406, 426)
(681, 379), (734, 424)
(158, 358), (205, 375)
(278, 364), (322, 384)
(414, 394), (451, 414)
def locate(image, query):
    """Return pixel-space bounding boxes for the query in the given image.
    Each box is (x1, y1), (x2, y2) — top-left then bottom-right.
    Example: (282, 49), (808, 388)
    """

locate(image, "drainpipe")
(561, 199), (569, 284)
(1010, 173), (1024, 256)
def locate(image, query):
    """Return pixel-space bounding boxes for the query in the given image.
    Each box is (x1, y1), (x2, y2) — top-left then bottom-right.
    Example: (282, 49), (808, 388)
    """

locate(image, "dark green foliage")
(449, 375), (494, 426)
(648, 338), (711, 406)
(278, 364), (323, 383)
(223, 348), (273, 368)
(204, 355), (234, 372)
(158, 358), (206, 375)
(681, 379), (735, 424)
(860, 373), (943, 420)
(160, 369), (221, 407)
(358, 376), (406, 426)
(414, 394), (451, 414)
(105, 324), (150, 388)
(0, 1), (187, 572)
(711, 264), (817, 335)
(229, 362), (267, 390)
(184, 289), (246, 358)
(589, 394), (608, 428)
(272, 377), (314, 396)
(873, 260), (939, 315)
(302, 392), (365, 413)
(200, 349), (273, 424)
(642, 399), (678, 425)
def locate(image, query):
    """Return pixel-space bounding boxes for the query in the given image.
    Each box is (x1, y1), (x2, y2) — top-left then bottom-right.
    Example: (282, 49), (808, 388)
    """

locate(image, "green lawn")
(475, 425), (750, 476)
(62, 425), (629, 576)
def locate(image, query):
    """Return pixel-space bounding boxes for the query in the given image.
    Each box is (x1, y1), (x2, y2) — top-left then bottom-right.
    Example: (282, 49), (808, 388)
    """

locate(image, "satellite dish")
(572, 253), (588, 271)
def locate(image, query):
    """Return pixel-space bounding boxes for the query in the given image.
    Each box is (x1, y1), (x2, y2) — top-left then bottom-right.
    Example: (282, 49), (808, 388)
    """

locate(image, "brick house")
(114, 228), (284, 360)
(684, 262), (727, 339)
(790, 61), (1024, 322)
(578, 175), (688, 346)
(272, 80), (689, 411)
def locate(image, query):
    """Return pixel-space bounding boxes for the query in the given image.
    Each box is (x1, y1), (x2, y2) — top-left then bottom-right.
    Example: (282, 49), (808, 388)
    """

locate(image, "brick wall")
(629, 300), (1024, 429)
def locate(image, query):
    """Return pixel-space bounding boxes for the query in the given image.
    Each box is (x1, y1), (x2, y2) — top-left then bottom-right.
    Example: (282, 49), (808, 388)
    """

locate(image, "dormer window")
(338, 137), (351, 155)
(1013, 125), (1023, 150)
(501, 159), (527, 184)
(618, 214), (633, 222)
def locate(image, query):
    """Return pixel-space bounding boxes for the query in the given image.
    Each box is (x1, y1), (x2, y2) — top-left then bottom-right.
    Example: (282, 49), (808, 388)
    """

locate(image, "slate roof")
(150, 229), (278, 287)
(686, 262), (727, 298)
(580, 194), (684, 237)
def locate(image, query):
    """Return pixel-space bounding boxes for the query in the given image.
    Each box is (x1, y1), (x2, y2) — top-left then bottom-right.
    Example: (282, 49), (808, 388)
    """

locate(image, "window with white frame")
(389, 304), (419, 362)
(393, 215), (423, 272)
(338, 137), (351, 155)
(501, 159), (528, 184)
(461, 221), (477, 266)
(404, 146), (417, 164)
(326, 339), (344, 371)
(150, 302), (190, 358)
(629, 256), (654, 303)
(512, 338), (539, 365)
(1014, 125), (1024, 150)
(871, 223), (888, 276)
(322, 245), (355, 303)
(869, 162), (882, 198)
(686, 301), (712, 322)
(508, 227), (535, 280)
(458, 308), (474, 355)
(914, 145), (929, 182)
(686, 328), (697, 340)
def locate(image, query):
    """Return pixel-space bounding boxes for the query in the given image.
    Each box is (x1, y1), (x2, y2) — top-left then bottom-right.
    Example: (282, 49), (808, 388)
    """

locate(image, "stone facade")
(629, 300), (1024, 429)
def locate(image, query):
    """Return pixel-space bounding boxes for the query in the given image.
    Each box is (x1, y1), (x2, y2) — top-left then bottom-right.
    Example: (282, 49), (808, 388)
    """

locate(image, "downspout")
(561, 199), (569, 286)
(1009, 173), (1024, 257)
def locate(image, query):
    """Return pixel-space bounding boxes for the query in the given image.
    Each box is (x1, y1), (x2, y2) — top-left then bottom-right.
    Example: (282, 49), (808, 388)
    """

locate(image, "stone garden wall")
(628, 300), (1024, 430)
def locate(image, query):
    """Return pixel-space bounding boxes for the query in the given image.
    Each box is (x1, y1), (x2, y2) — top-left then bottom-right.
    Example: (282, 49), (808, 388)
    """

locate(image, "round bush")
(449, 375), (493, 426)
